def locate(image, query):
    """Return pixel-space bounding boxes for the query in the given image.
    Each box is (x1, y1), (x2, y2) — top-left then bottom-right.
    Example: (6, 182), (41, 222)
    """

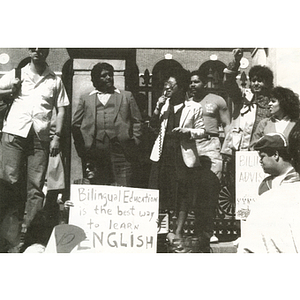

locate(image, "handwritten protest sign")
(45, 224), (86, 253)
(235, 151), (266, 220)
(68, 185), (159, 253)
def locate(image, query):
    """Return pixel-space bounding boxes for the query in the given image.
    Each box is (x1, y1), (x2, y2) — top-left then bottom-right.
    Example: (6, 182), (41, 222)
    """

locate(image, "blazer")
(72, 89), (142, 158)
(150, 99), (206, 168)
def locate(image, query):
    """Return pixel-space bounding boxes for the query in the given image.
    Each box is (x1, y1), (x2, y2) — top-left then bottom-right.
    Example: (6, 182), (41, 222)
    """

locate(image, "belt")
(205, 133), (219, 139)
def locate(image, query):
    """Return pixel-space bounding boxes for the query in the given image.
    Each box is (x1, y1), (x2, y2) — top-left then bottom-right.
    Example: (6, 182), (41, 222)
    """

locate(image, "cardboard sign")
(235, 151), (266, 220)
(68, 185), (159, 253)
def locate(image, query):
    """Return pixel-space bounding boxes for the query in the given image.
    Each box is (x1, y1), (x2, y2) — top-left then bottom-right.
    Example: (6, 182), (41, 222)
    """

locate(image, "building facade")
(1, 47), (298, 241)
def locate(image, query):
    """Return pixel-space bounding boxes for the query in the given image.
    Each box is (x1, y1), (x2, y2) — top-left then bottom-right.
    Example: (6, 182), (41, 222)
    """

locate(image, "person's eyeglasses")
(167, 82), (178, 89)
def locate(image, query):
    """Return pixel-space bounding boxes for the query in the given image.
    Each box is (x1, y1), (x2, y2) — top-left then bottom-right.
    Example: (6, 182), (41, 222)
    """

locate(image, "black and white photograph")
(1, 1), (300, 299)
(2, 47), (300, 254)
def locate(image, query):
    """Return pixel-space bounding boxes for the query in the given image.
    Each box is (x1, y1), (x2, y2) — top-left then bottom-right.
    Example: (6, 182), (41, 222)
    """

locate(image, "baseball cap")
(253, 133), (288, 151)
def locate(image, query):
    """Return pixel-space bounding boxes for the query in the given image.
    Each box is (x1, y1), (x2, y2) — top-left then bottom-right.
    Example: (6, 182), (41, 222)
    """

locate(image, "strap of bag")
(15, 67), (21, 80)
(4, 67), (21, 121)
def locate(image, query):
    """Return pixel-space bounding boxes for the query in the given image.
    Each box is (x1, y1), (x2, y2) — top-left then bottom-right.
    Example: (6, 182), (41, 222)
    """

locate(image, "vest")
(95, 97), (117, 141)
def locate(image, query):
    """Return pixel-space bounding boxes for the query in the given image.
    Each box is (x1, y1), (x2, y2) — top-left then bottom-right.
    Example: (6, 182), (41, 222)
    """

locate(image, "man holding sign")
(238, 133), (300, 253)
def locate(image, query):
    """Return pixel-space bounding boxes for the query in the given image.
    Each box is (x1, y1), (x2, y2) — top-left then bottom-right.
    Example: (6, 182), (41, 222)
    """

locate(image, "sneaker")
(171, 238), (192, 253)
(166, 232), (176, 244)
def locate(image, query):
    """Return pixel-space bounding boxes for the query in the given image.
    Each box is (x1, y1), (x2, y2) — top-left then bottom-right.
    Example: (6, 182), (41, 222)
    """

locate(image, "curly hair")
(270, 86), (300, 120)
(91, 62), (114, 88)
(165, 68), (190, 92)
(249, 65), (274, 89)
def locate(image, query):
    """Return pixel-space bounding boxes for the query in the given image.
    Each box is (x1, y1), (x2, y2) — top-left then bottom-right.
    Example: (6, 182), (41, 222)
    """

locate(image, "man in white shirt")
(254, 133), (300, 195)
(0, 48), (69, 230)
(238, 133), (300, 253)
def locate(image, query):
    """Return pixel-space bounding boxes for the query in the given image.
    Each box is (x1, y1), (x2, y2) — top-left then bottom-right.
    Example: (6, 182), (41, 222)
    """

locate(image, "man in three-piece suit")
(72, 62), (142, 186)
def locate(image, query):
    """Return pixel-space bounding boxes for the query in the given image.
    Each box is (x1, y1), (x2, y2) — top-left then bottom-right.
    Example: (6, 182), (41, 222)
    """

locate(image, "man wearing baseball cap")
(238, 133), (300, 253)
(254, 133), (300, 195)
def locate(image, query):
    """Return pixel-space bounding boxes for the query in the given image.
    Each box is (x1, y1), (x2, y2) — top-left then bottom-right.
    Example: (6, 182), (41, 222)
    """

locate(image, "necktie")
(158, 125), (163, 157)
(166, 104), (175, 132)
(158, 104), (174, 158)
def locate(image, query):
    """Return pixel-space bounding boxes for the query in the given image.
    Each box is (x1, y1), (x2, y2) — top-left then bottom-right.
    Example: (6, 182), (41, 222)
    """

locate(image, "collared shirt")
(271, 166), (295, 189)
(90, 88), (120, 106)
(273, 115), (291, 133)
(238, 181), (300, 253)
(0, 63), (69, 141)
(239, 92), (270, 150)
(258, 167), (300, 195)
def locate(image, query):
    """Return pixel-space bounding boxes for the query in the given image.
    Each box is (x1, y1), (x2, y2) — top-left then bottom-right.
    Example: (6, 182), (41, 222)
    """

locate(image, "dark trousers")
(84, 135), (133, 186)
(148, 141), (192, 213)
(193, 166), (220, 240)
